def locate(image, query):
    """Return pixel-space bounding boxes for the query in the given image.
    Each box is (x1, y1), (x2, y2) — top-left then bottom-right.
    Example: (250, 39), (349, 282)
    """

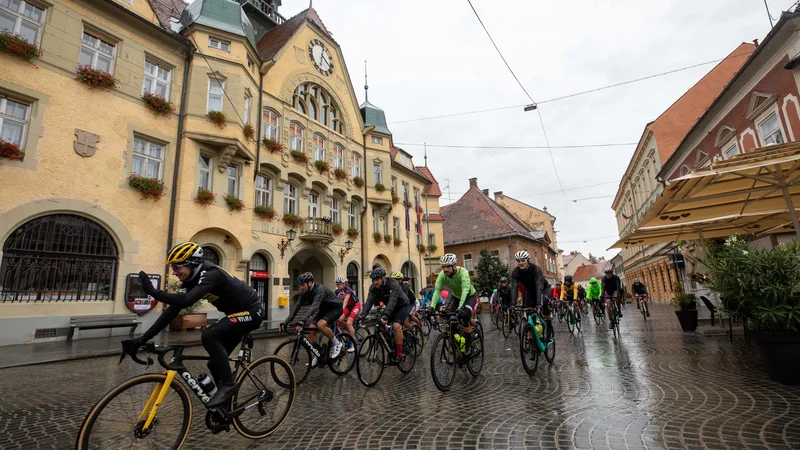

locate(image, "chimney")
(753, 39), (759, 46)
(482, 189), (489, 196)
(469, 178), (478, 188)
(494, 191), (503, 199)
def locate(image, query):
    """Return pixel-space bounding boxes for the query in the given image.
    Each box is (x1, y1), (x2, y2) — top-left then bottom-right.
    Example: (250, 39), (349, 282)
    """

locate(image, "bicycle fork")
(138, 370), (178, 431)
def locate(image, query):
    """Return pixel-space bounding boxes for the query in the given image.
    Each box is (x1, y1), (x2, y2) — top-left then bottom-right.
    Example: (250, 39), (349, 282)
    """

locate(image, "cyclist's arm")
(361, 288), (378, 318)
(430, 272), (445, 309)
(510, 272), (520, 304)
(616, 276), (624, 296)
(559, 288), (566, 301)
(302, 286), (327, 323)
(457, 268), (472, 307)
(150, 269), (221, 308)
(136, 305), (181, 341)
(383, 282), (403, 318)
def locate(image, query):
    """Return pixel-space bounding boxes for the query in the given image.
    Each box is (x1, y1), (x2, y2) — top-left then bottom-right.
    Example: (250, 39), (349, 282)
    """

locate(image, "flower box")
(0, 31), (42, 62)
(314, 160), (330, 173)
(346, 227), (359, 238)
(334, 168), (348, 181)
(290, 150), (309, 163)
(0, 140), (24, 161)
(417, 244), (426, 252)
(282, 213), (304, 228)
(383, 234), (392, 243)
(127, 174), (165, 200)
(391, 188), (399, 204)
(195, 188), (215, 206)
(206, 110), (226, 128)
(243, 124), (255, 141)
(427, 244), (438, 253)
(263, 138), (283, 153)
(76, 65), (118, 90)
(393, 238), (402, 247)
(375, 183), (386, 193)
(254, 205), (276, 220)
(373, 232), (382, 243)
(332, 223), (343, 235)
(142, 92), (175, 117)
(353, 176), (364, 188)
(223, 194), (244, 212)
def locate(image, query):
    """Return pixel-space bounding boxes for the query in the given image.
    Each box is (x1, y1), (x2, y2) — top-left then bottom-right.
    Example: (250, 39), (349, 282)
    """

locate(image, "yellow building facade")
(0, 0), (443, 345)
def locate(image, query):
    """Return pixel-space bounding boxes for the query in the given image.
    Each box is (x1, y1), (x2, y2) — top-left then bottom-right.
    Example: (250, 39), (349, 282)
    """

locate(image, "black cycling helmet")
(370, 267), (386, 279)
(297, 272), (314, 284)
(564, 275), (573, 282)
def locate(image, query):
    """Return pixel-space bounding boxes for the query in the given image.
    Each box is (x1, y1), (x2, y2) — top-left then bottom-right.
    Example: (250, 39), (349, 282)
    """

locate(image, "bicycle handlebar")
(119, 340), (155, 366)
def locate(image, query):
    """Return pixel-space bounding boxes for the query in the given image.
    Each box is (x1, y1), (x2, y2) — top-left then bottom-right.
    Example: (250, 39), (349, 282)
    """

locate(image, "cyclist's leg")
(346, 303), (360, 337)
(616, 295), (623, 317)
(390, 304), (411, 358)
(202, 308), (262, 405)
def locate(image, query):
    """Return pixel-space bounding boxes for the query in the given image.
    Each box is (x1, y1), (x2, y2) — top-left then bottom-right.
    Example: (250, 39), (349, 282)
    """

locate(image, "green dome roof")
(360, 101), (391, 135)
(181, 0), (257, 49)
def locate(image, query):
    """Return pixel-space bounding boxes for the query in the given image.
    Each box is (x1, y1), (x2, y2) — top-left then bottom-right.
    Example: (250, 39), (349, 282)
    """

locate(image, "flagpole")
(405, 187), (411, 281)
(424, 143), (432, 283)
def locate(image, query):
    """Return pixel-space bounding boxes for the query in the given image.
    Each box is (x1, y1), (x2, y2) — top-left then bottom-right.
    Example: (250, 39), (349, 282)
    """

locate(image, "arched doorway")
(287, 248), (336, 299)
(347, 262), (359, 298)
(0, 214), (118, 301)
(371, 254), (391, 272)
(401, 261), (418, 296)
(200, 246), (220, 265)
(248, 253), (269, 318)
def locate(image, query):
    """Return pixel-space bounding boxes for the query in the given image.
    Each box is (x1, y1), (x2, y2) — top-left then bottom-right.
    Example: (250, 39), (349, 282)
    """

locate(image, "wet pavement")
(1, 304), (799, 449)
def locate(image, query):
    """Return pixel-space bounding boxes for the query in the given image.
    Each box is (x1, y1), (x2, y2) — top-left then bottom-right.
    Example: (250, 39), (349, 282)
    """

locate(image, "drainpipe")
(165, 52), (194, 279)
(360, 126), (374, 296)
(253, 60), (274, 181)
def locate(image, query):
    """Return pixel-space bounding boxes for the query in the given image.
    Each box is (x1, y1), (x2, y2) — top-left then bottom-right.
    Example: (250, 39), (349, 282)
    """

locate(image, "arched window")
(289, 123), (303, 152)
(0, 214), (118, 302)
(263, 109), (280, 141)
(293, 82), (344, 133)
(201, 247), (220, 265)
(249, 253), (267, 271)
(255, 175), (272, 207)
(679, 165), (690, 177)
(313, 135), (325, 162)
(351, 153), (361, 178)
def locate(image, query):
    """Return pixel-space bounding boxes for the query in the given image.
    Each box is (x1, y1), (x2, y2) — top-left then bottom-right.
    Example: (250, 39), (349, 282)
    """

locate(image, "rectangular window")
(372, 210), (378, 232)
(723, 142), (739, 160)
(393, 218), (399, 239)
(391, 176), (397, 193)
(208, 37), (230, 51)
(131, 136), (164, 180)
(349, 203), (358, 230)
(263, 110), (279, 140)
(429, 234), (436, 246)
(464, 254), (473, 272)
(308, 192), (319, 217)
(313, 135), (325, 161)
(371, 136), (383, 145)
(490, 249), (499, 257)
(290, 123), (303, 151)
(333, 146), (344, 169)
(142, 60), (171, 99)
(255, 175), (272, 207)
(383, 216), (389, 235)
(331, 197), (340, 224)
(243, 94), (251, 124)
(352, 153), (361, 178)
(399, 154), (410, 166)
(373, 163), (382, 185)
(207, 78), (224, 113)
(247, 56), (255, 72)
(199, 154), (212, 190)
(759, 113), (784, 145)
(284, 184), (298, 214)
(0, 95), (30, 147)
(0, 0), (45, 45)
(79, 31), (116, 73)
(226, 165), (238, 197)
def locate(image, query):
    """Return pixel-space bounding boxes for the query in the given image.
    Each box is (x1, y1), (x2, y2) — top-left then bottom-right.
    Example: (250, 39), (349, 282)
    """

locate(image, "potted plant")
(282, 213), (304, 228)
(223, 194), (244, 212)
(346, 227), (359, 238)
(334, 168), (348, 181)
(0, 139), (24, 161)
(194, 188), (215, 206)
(314, 160), (330, 173)
(141, 92), (175, 117)
(375, 183), (386, 193)
(669, 280), (697, 331)
(383, 234), (392, 243)
(393, 237), (402, 247)
(353, 176), (364, 188)
(254, 205), (276, 220)
(703, 236), (800, 385)
(416, 244), (426, 252)
(76, 65), (118, 90)
(372, 231), (382, 243)
(170, 299), (208, 331)
(243, 124), (255, 142)
(263, 138), (283, 153)
(428, 244), (438, 253)
(391, 188), (399, 204)
(290, 150), (309, 163)
(331, 223), (343, 236)
(206, 110), (226, 128)
(0, 30), (42, 62)
(127, 174), (165, 200)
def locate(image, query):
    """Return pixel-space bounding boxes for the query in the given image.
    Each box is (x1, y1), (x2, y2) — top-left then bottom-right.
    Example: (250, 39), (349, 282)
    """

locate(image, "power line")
(388, 51), (754, 125)
(558, 235), (620, 244)
(536, 109), (567, 200)
(395, 142), (637, 150)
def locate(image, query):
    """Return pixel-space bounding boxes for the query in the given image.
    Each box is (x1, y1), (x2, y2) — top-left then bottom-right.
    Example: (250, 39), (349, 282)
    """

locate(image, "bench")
(68, 314), (141, 341)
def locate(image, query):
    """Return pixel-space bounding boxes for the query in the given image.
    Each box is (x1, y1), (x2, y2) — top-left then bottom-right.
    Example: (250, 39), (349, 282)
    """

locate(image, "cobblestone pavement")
(1, 304), (799, 449)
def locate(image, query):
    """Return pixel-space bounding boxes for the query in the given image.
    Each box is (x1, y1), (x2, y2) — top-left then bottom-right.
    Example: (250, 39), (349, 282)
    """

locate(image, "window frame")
(142, 59), (171, 100)
(284, 183), (298, 214)
(333, 144), (344, 169)
(308, 191), (320, 218)
(289, 123), (304, 152)
(372, 209), (378, 232)
(208, 37), (231, 52)
(312, 134), (325, 162)
(757, 110), (786, 146)
(393, 218), (399, 239)
(131, 135), (165, 180)
(722, 140), (740, 160)
(373, 162), (382, 185)
(199, 154), (213, 190)
(352, 153), (361, 178)
(348, 202), (358, 230)
(330, 197), (340, 224)
(79, 30), (117, 74)
(226, 164), (239, 197)
(262, 109), (280, 140)
(243, 94), (251, 125)
(463, 253), (473, 272)
(292, 82), (344, 133)
(371, 136), (383, 145)
(207, 78), (225, 114)
(0, 0), (46, 46)
(0, 94), (31, 148)
(254, 174), (272, 207)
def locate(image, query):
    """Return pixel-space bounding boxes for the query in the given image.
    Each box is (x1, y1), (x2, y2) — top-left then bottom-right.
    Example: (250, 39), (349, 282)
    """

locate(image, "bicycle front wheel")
(411, 324), (424, 357)
(502, 313), (512, 338)
(567, 310), (575, 334)
(76, 373), (191, 450)
(273, 339), (312, 386)
(356, 334), (385, 387)
(430, 333), (457, 392)
(467, 325), (484, 377)
(593, 305), (600, 325)
(232, 355), (296, 439)
(399, 330), (417, 374)
(520, 324), (539, 376)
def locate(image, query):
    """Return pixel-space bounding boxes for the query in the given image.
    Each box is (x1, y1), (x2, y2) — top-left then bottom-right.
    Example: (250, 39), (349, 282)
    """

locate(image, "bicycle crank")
(205, 410), (231, 434)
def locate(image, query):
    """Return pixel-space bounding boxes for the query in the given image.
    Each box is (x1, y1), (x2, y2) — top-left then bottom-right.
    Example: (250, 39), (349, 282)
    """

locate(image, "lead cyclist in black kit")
(122, 242), (263, 408)
(510, 250), (553, 340)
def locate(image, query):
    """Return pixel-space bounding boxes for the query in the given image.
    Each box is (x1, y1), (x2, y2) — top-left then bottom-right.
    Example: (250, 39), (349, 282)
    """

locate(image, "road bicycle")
(591, 299), (606, 325)
(429, 312), (484, 392)
(518, 307), (556, 376)
(635, 294), (650, 321)
(274, 324), (356, 386)
(555, 300), (567, 324)
(565, 299), (582, 334)
(355, 317), (417, 387)
(502, 306), (520, 338)
(606, 295), (622, 338)
(77, 335), (295, 449)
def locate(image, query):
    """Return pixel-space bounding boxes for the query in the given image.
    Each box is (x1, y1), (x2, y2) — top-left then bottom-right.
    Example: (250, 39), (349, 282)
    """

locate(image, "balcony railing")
(237, 0), (285, 25)
(299, 217), (334, 244)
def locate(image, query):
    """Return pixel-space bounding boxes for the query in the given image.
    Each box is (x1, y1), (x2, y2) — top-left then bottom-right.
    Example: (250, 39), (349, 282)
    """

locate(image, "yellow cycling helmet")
(166, 242), (204, 265)
(390, 271), (403, 279)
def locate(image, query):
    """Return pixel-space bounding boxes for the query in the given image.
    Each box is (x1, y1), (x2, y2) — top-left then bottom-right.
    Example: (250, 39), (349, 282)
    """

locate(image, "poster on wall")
(124, 273), (161, 315)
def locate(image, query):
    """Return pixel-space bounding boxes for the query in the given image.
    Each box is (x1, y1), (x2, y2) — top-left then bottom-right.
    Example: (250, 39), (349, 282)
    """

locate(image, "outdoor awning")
(609, 142), (800, 249)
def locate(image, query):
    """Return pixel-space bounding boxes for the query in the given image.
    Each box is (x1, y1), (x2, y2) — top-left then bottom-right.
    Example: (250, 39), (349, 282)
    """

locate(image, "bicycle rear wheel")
(356, 334), (385, 387)
(519, 324), (539, 376)
(76, 373), (191, 450)
(567, 309), (575, 334)
(466, 325), (484, 376)
(641, 300), (648, 321)
(502, 313), (512, 338)
(232, 355), (296, 439)
(575, 309), (582, 331)
(430, 333), (457, 392)
(411, 324), (424, 357)
(422, 314), (432, 336)
(557, 303), (564, 323)
(544, 334), (556, 364)
(329, 333), (356, 375)
(273, 339), (312, 386)
(399, 330), (417, 374)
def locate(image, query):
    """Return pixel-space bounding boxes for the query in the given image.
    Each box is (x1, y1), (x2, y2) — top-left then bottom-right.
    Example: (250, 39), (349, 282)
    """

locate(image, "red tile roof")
(416, 166), (442, 196)
(441, 187), (538, 245)
(145, 0), (192, 46)
(257, 7), (330, 61)
(390, 146), (399, 159)
(572, 261), (612, 282)
(426, 212), (444, 222)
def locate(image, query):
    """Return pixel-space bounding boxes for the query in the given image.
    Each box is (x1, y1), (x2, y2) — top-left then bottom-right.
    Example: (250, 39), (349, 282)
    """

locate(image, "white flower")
(742, 250), (749, 255)
(725, 241), (731, 247)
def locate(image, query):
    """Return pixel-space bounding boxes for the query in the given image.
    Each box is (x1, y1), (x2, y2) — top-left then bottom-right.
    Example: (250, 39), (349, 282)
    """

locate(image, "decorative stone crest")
(74, 129), (100, 157)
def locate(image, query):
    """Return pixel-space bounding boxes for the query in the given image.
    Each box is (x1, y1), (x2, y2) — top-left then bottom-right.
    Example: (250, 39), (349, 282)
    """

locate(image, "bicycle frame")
(520, 308), (550, 352)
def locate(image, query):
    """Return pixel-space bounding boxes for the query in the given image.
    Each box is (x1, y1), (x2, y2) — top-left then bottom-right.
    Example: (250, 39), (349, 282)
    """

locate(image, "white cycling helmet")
(440, 253), (457, 266)
(335, 276), (347, 283)
(514, 250), (530, 261)
(634, 278), (640, 283)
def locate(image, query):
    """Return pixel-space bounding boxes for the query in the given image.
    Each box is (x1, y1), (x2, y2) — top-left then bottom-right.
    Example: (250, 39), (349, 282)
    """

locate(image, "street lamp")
(338, 239), (353, 264)
(278, 229), (296, 259)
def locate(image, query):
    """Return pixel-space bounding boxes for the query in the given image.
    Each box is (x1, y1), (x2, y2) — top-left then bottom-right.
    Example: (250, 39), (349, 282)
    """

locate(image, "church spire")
(364, 60), (369, 103)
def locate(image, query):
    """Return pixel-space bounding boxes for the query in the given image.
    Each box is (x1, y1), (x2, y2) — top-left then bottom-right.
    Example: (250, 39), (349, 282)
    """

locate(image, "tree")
(588, 253), (598, 263)
(474, 248), (511, 297)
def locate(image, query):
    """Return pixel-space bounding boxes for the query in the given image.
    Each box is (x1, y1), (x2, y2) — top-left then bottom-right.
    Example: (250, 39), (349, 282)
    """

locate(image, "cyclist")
(586, 277), (603, 319)
(551, 281), (563, 303)
(282, 272), (344, 361)
(560, 275), (580, 322)
(358, 267), (411, 364)
(601, 267), (624, 326)
(578, 284), (587, 311)
(420, 284), (434, 308)
(510, 250), (551, 337)
(498, 276), (512, 308)
(631, 278), (650, 317)
(334, 276), (360, 349)
(125, 242), (262, 408)
(428, 254), (479, 356)
(393, 272), (423, 331)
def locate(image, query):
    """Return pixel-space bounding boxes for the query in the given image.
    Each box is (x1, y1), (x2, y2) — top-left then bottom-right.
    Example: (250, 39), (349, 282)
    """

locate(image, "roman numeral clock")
(308, 39), (334, 76)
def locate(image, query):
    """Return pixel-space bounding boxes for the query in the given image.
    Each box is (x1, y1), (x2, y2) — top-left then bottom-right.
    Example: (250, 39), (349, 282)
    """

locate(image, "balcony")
(298, 217), (334, 245)
(237, 0), (285, 25)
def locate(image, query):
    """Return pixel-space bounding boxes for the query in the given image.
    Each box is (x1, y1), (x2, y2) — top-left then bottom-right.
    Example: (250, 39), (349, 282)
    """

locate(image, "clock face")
(308, 39), (333, 76)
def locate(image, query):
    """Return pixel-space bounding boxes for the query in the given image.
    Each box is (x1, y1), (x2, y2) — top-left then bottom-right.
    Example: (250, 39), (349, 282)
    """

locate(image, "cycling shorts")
(448, 293), (477, 326)
(342, 303), (361, 320)
(314, 304), (343, 325)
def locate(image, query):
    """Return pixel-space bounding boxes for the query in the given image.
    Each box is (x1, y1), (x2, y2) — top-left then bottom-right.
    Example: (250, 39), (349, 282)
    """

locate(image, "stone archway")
(287, 247), (337, 298)
(371, 254), (392, 272)
(401, 260), (419, 295)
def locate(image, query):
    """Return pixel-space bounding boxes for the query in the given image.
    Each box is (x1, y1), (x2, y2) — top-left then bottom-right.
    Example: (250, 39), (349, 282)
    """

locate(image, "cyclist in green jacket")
(586, 277), (603, 317)
(429, 253), (479, 356)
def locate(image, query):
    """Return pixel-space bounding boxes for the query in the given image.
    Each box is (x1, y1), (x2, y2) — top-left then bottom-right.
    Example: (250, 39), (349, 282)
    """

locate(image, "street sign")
(124, 273), (161, 315)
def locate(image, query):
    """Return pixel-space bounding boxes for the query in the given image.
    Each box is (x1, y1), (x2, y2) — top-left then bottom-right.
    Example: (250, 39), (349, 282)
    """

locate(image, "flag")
(621, 212), (631, 220)
(404, 188), (410, 231)
(415, 195), (423, 235)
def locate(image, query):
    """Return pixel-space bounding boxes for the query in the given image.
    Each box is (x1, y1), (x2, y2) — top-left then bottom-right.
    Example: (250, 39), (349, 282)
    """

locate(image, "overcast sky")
(278, 0), (791, 260)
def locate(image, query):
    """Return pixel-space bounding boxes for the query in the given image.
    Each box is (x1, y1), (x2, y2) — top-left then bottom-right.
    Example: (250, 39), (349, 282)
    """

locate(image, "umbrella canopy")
(610, 142), (800, 249)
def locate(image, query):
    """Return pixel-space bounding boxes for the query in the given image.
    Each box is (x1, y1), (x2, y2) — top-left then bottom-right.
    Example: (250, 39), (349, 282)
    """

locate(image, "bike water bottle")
(197, 373), (218, 397)
(454, 333), (466, 354)
(535, 324), (544, 339)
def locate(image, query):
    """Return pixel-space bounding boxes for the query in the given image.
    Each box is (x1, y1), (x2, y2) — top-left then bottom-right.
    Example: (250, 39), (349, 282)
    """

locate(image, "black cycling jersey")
(632, 282), (648, 296)
(284, 282), (342, 324)
(510, 264), (546, 307)
(362, 278), (409, 319)
(601, 275), (622, 297)
(401, 283), (416, 302)
(578, 286), (586, 300)
(497, 285), (513, 306)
